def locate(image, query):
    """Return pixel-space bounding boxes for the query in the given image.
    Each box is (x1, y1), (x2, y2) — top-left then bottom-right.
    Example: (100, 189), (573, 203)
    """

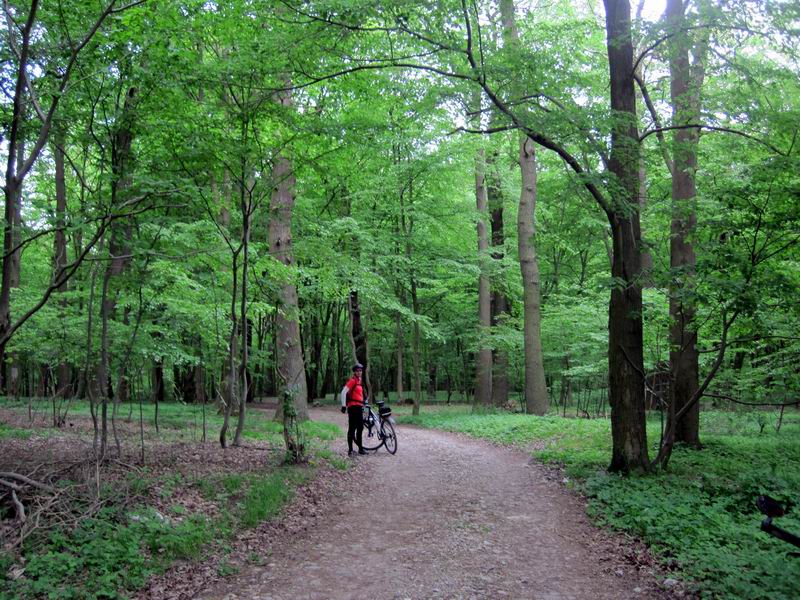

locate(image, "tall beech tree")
(270, 86), (310, 422)
(665, 0), (706, 448)
(601, 0), (648, 472)
(499, 0), (549, 415)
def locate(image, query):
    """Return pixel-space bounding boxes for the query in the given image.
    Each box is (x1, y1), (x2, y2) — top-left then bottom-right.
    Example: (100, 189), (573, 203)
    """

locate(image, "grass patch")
(1, 507), (222, 600)
(0, 397), (344, 449)
(240, 470), (295, 527)
(0, 422), (33, 439)
(399, 406), (800, 600)
(314, 447), (349, 471)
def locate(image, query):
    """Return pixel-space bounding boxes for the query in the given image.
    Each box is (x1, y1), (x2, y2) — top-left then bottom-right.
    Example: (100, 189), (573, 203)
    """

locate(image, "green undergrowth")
(0, 406), (346, 600)
(0, 422), (33, 439)
(0, 397), (340, 446)
(399, 407), (800, 599)
(1, 465), (319, 600)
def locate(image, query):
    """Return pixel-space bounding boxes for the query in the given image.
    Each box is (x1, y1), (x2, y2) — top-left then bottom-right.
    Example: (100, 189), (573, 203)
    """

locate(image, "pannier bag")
(378, 405), (392, 418)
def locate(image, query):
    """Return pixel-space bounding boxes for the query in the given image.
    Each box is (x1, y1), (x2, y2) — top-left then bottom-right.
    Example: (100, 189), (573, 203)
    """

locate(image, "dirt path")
(193, 408), (681, 600)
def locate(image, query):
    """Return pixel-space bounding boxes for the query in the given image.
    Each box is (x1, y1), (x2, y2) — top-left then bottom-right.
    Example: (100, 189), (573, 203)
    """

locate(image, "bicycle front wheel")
(381, 420), (397, 454)
(360, 409), (382, 451)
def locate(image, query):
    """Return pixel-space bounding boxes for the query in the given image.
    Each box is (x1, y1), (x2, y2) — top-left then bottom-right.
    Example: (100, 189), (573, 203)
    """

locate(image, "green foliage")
(314, 447), (350, 471)
(240, 469), (306, 528)
(1, 464), (314, 599)
(0, 422), (33, 439)
(401, 407), (800, 599)
(0, 507), (216, 600)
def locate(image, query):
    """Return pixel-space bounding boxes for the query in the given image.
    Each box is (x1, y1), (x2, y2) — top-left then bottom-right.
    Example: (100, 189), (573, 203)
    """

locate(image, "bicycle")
(360, 398), (397, 455)
(757, 495), (800, 556)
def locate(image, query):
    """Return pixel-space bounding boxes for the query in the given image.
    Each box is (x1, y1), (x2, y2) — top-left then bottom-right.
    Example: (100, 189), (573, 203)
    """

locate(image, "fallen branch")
(0, 472), (55, 492)
(10, 490), (25, 522)
(0, 478), (23, 492)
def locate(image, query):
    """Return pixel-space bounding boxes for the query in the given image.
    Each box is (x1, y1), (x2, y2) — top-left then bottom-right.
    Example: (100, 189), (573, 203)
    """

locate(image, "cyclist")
(340, 363), (367, 455)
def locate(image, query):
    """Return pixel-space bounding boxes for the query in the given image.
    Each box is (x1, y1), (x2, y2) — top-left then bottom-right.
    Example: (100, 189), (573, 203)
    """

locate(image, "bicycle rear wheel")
(381, 420), (397, 454)
(360, 409), (382, 451)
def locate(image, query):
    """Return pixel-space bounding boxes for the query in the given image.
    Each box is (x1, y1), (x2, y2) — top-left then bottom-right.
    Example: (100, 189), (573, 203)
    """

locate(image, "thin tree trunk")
(53, 127), (72, 397)
(233, 178), (251, 446)
(152, 357), (164, 434)
(97, 261), (113, 459)
(220, 250), (239, 447)
(488, 152), (509, 407)
(395, 312), (404, 403)
(474, 146), (493, 406)
(346, 290), (373, 408)
(95, 86), (137, 441)
(410, 280), (422, 415)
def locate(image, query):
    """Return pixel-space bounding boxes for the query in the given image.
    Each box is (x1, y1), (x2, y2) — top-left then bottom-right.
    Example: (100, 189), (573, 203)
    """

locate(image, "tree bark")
(474, 147), (493, 405)
(395, 312), (404, 402)
(348, 291), (367, 366)
(488, 152), (509, 407)
(269, 93), (309, 421)
(498, 0), (549, 415)
(233, 167), (252, 446)
(5, 137), (25, 396)
(517, 137), (549, 415)
(53, 127), (72, 397)
(666, 0), (703, 448)
(603, 0), (649, 473)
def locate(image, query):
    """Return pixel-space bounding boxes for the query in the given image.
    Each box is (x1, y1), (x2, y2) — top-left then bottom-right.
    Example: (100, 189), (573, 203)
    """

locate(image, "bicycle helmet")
(352, 362), (364, 372)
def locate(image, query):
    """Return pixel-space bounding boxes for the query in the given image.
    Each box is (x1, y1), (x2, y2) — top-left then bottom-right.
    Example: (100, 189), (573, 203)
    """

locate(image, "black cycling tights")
(347, 405), (364, 452)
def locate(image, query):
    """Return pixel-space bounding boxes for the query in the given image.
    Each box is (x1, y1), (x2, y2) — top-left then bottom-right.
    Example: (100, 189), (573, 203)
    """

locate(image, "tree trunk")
(498, 0), (549, 415)
(233, 171), (252, 446)
(427, 363), (437, 399)
(348, 290), (369, 385)
(269, 93), (309, 421)
(194, 363), (206, 404)
(411, 280), (422, 416)
(488, 152), (509, 407)
(395, 312), (404, 402)
(321, 306), (338, 399)
(517, 137), (549, 415)
(666, 0), (704, 448)
(0, 138), (25, 393)
(474, 147), (493, 405)
(604, 0), (649, 473)
(96, 86), (137, 434)
(53, 126), (72, 397)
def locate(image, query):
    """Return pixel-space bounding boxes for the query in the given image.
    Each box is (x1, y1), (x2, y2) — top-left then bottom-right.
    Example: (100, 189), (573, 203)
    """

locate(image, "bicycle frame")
(757, 495), (800, 553)
(361, 400), (397, 453)
(761, 518), (800, 549)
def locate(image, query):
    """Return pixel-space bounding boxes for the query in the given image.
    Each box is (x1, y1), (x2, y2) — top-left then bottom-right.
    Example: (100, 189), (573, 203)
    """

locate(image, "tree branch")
(640, 123), (787, 155)
(633, 72), (673, 175)
(702, 393), (800, 408)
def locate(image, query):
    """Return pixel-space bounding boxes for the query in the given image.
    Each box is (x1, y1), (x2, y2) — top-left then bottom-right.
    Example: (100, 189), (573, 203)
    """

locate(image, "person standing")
(340, 363), (366, 455)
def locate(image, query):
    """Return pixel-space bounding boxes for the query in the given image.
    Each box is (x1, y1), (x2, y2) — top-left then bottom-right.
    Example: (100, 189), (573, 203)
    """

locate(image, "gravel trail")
(194, 407), (680, 600)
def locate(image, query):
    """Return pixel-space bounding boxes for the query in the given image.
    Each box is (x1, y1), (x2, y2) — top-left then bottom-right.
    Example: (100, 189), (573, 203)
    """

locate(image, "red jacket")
(344, 376), (364, 407)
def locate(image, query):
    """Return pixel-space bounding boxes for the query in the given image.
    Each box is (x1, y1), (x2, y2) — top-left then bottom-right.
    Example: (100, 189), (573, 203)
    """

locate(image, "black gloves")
(340, 406), (346, 414)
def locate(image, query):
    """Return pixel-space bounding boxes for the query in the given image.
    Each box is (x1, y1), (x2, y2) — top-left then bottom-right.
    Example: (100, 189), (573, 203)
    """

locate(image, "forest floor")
(139, 407), (689, 600)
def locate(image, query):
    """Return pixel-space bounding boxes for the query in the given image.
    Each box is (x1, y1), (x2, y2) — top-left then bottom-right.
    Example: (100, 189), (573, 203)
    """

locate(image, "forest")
(1, 0), (799, 598)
